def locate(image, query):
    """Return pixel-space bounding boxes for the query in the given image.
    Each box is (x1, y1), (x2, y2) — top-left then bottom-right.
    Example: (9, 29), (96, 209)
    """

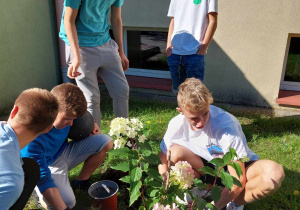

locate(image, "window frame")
(280, 33), (300, 91)
(123, 27), (171, 79)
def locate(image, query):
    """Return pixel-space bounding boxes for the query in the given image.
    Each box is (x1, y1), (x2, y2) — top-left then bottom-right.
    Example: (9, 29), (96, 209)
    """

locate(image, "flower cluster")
(169, 161), (195, 190)
(109, 117), (147, 149)
(153, 203), (179, 210)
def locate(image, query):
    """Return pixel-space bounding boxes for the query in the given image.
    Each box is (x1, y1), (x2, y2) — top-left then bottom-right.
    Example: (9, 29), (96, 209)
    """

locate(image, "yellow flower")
(160, 120), (162, 123)
(293, 190), (300, 196)
(149, 129), (152, 132)
(147, 121), (150, 124)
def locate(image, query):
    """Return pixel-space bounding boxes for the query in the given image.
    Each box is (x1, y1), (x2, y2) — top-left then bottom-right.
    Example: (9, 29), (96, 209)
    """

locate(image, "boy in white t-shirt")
(166, 0), (218, 93)
(158, 78), (285, 209)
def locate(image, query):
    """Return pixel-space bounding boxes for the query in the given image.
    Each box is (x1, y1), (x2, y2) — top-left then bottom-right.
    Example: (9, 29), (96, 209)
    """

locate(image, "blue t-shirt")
(0, 122), (24, 209)
(21, 126), (70, 193)
(59, 0), (124, 47)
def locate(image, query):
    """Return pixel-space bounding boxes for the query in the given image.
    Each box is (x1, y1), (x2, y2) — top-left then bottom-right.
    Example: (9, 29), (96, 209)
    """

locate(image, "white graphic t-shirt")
(161, 105), (259, 162)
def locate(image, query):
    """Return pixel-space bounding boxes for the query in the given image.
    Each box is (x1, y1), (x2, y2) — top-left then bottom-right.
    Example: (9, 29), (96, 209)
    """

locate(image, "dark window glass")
(284, 37), (300, 82)
(127, 31), (169, 71)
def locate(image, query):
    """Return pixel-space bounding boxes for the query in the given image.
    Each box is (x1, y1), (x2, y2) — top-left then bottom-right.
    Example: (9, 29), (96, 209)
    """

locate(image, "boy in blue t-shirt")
(0, 88), (58, 209)
(21, 83), (113, 209)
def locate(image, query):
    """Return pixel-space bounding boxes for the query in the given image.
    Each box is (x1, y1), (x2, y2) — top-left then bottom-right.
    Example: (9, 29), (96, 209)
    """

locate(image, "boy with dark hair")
(0, 88), (58, 209)
(21, 83), (113, 209)
(158, 78), (285, 209)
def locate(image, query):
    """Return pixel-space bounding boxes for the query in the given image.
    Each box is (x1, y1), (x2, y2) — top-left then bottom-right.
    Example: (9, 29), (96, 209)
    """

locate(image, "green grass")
(25, 94), (300, 210)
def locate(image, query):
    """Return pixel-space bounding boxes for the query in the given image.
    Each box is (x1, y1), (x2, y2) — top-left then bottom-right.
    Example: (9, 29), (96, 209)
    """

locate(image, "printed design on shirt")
(193, 0), (202, 5)
(206, 143), (224, 158)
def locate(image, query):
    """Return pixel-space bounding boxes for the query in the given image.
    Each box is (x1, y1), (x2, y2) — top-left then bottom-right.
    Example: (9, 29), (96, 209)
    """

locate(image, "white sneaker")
(175, 188), (211, 205)
(226, 201), (244, 210)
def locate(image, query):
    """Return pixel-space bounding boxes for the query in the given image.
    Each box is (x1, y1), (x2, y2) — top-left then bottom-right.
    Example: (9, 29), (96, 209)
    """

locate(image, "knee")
(110, 82), (129, 99)
(102, 140), (114, 153)
(169, 144), (191, 163)
(262, 162), (285, 190)
(65, 196), (76, 209)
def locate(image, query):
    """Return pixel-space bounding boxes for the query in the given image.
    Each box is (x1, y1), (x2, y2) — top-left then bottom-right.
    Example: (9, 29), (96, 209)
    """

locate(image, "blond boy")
(0, 88), (58, 209)
(158, 78), (285, 209)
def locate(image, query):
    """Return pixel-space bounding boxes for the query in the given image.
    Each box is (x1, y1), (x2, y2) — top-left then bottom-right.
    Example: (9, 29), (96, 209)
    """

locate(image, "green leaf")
(139, 206), (146, 210)
(142, 163), (149, 171)
(142, 149), (152, 157)
(209, 158), (225, 168)
(232, 176), (243, 188)
(119, 175), (130, 184)
(110, 161), (130, 172)
(147, 180), (162, 188)
(228, 162), (243, 177)
(129, 180), (142, 206)
(211, 185), (221, 204)
(193, 178), (207, 190)
(222, 151), (233, 164)
(108, 147), (130, 157)
(206, 202), (218, 210)
(143, 154), (161, 165)
(149, 189), (159, 197)
(195, 197), (207, 210)
(229, 148), (238, 158)
(130, 167), (143, 182)
(147, 168), (163, 182)
(200, 166), (216, 176)
(220, 171), (234, 191)
(140, 141), (152, 151)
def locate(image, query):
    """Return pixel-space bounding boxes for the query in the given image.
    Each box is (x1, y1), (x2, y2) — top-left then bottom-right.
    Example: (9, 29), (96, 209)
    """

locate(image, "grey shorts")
(35, 134), (112, 209)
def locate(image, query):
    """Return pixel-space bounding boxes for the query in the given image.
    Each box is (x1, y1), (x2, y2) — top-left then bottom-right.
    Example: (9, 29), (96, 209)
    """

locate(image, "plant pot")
(88, 180), (119, 210)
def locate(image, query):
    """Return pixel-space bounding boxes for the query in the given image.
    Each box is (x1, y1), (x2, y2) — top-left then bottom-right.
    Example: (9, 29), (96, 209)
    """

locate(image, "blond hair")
(177, 78), (213, 112)
(14, 88), (58, 133)
(51, 83), (87, 117)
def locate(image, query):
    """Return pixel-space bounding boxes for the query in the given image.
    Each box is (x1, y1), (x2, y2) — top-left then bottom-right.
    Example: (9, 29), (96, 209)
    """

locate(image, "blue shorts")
(167, 53), (205, 93)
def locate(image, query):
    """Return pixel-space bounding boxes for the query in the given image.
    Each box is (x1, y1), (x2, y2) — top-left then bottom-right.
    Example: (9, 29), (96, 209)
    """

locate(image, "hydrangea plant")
(108, 118), (247, 210)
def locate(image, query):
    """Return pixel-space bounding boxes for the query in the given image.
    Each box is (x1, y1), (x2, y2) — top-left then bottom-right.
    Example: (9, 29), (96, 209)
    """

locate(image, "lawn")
(25, 93), (300, 210)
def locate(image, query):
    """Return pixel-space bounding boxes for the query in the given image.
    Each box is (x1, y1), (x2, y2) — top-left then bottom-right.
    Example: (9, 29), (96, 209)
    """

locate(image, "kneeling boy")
(0, 88), (58, 209)
(158, 78), (285, 209)
(21, 83), (113, 210)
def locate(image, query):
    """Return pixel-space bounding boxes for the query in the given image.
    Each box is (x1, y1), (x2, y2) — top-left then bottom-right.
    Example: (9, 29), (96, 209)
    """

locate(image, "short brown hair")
(51, 83), (87, 117)
(14, 88), (59, 133)
(177, 78), (213, 112)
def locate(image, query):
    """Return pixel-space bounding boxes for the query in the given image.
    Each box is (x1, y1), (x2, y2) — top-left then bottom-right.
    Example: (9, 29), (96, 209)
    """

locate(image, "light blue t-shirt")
(59, 0), (124, 47)
(0, 122), (24, 209)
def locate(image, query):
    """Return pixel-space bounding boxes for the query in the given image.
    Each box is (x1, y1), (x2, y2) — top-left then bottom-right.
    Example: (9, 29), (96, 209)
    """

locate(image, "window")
(280, 34), (300, 91)
(124, 29), (171, 79)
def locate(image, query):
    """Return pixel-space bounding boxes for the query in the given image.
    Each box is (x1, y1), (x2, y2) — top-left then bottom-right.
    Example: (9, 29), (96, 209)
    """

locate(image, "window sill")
(276, 89), (300, 106)
(98, 75), (172, 91)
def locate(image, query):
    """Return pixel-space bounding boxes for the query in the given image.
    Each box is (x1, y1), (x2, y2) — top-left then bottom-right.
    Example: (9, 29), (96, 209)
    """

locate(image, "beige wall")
(122, 0), (300, 108)
(0, 0), (60, 115)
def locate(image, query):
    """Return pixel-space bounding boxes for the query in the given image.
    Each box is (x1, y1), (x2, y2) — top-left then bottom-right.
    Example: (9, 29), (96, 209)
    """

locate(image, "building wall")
(122, 0), (300, 108)
(0, 0), (60, 115)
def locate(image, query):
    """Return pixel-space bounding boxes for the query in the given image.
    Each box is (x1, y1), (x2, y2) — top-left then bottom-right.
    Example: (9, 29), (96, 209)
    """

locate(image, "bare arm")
(158, 151), (168, 181)
(64, 7), (81, 79)
(213, 161), (246, 209)
(111, 6), (129, 71)
(197, 12), (218, 55)
(166, 18), (174, 57)
(42, 187), (67, 210)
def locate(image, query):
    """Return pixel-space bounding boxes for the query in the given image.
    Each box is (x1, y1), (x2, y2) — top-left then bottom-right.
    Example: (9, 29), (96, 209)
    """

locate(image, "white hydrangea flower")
(109, 117), (147, 150)
(170, 161), (195, 190)
(138, 135), (147, 143)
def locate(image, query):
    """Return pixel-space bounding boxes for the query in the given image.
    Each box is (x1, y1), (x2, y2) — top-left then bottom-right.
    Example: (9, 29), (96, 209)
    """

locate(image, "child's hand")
(90, 122), (101, 135)
(67, 58), (81, 79)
